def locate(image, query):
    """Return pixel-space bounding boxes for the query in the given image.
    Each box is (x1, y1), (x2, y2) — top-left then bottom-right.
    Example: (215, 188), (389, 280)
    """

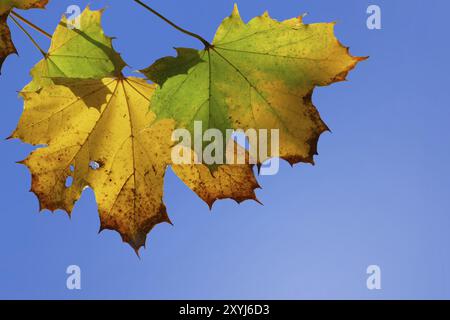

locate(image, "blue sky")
(0, 0), (449, 299)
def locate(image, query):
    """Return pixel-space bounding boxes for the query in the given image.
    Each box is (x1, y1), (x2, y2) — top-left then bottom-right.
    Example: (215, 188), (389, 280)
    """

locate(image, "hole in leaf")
(89, 161), (101, 170)
(65, 176), (73, 188)
(69, 165), (75, 172)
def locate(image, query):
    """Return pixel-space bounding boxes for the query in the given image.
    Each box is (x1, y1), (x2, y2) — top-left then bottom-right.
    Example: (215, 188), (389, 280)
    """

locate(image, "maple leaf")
(142, 5), (366, 166)
(24, 6), (126, 92)
(0, 0), (48, 74)
(13, 77), (176, 250)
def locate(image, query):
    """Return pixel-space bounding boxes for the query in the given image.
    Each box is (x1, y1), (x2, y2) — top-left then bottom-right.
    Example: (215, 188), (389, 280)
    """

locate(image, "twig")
(133, 0), (211, 48)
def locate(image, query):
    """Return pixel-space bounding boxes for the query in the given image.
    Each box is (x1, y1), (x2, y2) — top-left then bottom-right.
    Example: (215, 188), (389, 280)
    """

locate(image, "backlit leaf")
(13, 77), (177, 250)
(24, 6), (126, 92)
(143, 5), (366, 166)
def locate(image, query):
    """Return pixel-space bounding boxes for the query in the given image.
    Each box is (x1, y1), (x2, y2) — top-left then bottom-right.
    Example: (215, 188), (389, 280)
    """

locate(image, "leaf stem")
(10, 11), (52, 39)
(9, 15), (46, 57)
(133, 0), (211, 48)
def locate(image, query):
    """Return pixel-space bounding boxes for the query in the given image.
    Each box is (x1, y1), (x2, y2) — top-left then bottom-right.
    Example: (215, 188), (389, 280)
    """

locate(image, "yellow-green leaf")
(24, 6), (126, 92)
(143, 5), (366, 166)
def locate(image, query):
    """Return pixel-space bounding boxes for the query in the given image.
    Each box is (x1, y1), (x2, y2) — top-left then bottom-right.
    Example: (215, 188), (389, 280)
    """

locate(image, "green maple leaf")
(142, 5), (366, 166)
(24, 6), (126, 92)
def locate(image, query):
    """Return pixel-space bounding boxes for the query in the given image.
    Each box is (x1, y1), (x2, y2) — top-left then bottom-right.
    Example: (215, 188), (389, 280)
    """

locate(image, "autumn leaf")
(0, 0), (48, 74)
(24, 6), (126, 92)
(143, 5), (366, 166)
(0, 14), (15, 73)
(0, 0), (48, 14)
(13, 77), (177, 250)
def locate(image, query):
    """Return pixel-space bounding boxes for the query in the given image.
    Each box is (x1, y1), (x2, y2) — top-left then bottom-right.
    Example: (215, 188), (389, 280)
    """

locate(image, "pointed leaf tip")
(232, 3), (240, 17)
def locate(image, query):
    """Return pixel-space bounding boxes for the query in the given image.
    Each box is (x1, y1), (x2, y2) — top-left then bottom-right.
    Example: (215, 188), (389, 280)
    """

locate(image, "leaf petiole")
(9, 15), (46, 57)
(132, 0), (212, 48)
(10, 11), (51, 39)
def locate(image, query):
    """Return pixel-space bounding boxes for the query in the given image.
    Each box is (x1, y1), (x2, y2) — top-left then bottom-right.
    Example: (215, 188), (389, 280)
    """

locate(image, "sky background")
(0, 0), (449, 299)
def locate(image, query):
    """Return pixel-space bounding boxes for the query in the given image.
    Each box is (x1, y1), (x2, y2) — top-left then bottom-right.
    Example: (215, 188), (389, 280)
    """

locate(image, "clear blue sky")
(0, 0), (449, 299)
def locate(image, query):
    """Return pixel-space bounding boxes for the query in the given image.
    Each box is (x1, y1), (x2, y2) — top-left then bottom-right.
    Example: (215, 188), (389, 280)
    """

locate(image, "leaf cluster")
(1, 2), (365, 252)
